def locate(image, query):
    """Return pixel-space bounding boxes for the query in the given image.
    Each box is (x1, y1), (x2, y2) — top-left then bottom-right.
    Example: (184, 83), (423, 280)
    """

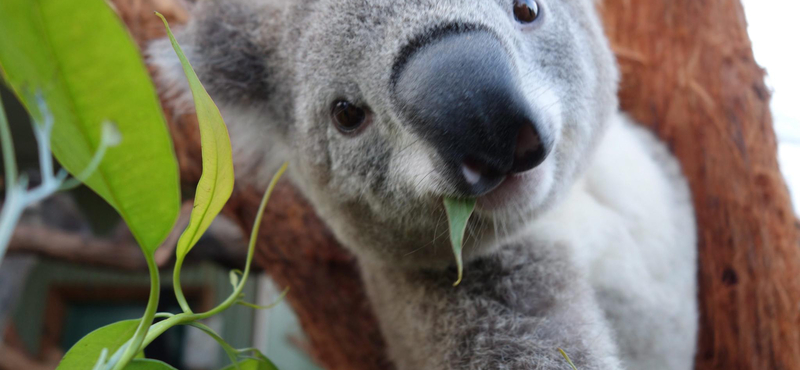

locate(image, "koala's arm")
(361, 243), (623, 370)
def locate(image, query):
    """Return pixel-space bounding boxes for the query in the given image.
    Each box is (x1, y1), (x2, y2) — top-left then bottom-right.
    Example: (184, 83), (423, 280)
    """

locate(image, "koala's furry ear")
(147, 0), (280, 112)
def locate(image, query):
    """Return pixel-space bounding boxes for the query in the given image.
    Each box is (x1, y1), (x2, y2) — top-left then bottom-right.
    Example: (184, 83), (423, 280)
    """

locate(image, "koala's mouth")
(473, 169), (544, 212)
(455, 121), (549, 196)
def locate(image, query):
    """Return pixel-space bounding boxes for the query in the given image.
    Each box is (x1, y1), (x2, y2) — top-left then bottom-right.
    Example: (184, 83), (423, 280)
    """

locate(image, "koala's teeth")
(462, 164), (482, 185)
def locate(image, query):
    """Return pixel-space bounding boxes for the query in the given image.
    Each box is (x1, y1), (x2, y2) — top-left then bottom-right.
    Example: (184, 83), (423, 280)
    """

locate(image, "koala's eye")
(513, 0), (540, 24)
(331, 100), (368, 134)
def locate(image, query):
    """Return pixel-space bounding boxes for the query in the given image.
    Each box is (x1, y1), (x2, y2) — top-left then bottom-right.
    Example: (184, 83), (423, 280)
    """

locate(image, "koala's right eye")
(331, 100), (369, 134)
(513, 0), (540, 24)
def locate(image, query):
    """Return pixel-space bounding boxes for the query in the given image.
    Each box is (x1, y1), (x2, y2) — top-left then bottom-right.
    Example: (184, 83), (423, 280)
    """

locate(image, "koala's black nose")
(393, 31), (552, 195)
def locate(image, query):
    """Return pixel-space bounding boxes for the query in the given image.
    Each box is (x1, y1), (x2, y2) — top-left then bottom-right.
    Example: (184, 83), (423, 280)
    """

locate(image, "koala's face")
(154, 0), (619, 266)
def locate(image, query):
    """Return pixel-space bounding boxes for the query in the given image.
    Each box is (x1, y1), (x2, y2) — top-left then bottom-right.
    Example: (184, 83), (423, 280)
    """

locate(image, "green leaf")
(156, 13), (234, 259)
(124, 359), (177, 370)
(229, 269), (243, 290)
(220, 359), (279, 370)
(443, 197), (476, 286)
(0, 0), (181, 253)
(57, 320), (139, 370)
(558, 348), (579, 370)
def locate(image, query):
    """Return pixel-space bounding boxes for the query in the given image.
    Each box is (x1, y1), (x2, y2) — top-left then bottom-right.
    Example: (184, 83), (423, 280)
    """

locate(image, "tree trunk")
(600, 1), (800, 369)
(118, 0), (800, 369)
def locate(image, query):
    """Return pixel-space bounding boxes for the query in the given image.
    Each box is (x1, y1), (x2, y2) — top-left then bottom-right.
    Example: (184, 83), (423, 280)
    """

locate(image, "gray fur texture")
(149, 1), (698, 368)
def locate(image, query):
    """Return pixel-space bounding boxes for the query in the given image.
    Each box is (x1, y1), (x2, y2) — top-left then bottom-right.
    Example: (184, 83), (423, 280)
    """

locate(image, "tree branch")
(7, 201), (247, 271)
(9, 224), (149, 270)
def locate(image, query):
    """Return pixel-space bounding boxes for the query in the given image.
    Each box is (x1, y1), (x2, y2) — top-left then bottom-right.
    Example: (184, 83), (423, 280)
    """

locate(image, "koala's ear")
(147, 0), (279, 111)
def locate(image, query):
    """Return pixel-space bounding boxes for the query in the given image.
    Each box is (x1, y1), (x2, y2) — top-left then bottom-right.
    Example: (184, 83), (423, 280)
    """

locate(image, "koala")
(150, 0), (698, 369)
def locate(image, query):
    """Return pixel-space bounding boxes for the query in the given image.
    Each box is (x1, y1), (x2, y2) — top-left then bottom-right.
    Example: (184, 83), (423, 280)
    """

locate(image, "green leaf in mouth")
(443, 197), (477, 286)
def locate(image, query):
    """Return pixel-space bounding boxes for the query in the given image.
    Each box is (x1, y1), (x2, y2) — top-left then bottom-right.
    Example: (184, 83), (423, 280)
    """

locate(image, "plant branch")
(8, 200), (199, 270)
(196, 162), (287, 320)
(32, 95), (55, 188)
(9, 224), (150, 270)
(110, 252), (160, 370)
(185, 322), (241, 368)
(0, 98), (119, 262)
(173, 257), (193, 313)
(129, 164), (289, 357)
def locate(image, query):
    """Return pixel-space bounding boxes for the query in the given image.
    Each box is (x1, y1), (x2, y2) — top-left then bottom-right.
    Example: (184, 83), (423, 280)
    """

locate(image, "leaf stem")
(0, 99), (17, 198)
(199, 162), (287, 317)
(106, 164), (289, 366)
(32, 95), (55, 185)
(236, 287), (288, 310)
(198, 163), (289, 319)
(111, 252), (160, 370)
(0, 100), (21, 260)
(173, 257), (193, 313)
(185, 322), (241, 368)
(0, 178), (23, 263)
(140, 163), (288, 348)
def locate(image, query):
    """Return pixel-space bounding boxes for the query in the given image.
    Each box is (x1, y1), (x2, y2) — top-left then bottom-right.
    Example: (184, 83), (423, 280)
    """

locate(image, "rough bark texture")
(116, 0), (800, 369)
(600, 1), (800, 369)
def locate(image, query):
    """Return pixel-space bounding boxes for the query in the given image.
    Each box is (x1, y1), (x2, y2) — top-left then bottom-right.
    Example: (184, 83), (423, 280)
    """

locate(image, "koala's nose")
(393, 30), (552, 195)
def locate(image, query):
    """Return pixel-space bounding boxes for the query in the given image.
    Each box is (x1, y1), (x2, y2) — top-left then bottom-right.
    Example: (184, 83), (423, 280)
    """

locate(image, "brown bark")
(8, 201), (195, 270)
(227, 184), (392, 369)
(116, 0), (800, 369)
(600, 1), (800, 369)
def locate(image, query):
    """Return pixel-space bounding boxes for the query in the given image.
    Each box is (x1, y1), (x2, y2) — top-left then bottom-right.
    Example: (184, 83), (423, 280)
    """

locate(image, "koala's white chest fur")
(522, 114), (698, 369)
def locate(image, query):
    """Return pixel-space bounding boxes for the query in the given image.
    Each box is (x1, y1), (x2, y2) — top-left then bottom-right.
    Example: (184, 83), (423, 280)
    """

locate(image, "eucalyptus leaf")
(220, 358), (279, 370)
(0, 0), (181, 253)
(229, 269), (243, 290)
(443, 197), (476, 286)
(124, 359), (178, 370)
(156, 13), (234, 260)
(559, 348), (579, 370)
(57, 320), (138, 370)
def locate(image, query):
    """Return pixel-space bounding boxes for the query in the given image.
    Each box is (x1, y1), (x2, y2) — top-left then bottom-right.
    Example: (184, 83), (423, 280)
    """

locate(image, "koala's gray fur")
(150, 0), (698, 368)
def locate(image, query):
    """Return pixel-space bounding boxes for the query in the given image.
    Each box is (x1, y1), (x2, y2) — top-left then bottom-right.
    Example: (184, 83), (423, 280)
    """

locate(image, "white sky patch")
(742, 0), (800, 213)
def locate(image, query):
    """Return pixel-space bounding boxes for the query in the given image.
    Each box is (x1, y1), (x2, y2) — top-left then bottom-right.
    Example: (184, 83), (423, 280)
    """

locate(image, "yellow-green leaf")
(125, 359), (178, 370)
(156, 13), (234, 259)
(220, 358), (279, 370)
(0, 0), (181, 253)
(57, 320), (138, 370)
(559, 348), (579, 370)
(443, 197), (476, 286)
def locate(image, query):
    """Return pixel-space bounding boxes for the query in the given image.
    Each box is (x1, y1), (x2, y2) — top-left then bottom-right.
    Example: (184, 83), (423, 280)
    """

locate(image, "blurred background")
(0, 1), (796, 370)
(742, 0), (800, 212)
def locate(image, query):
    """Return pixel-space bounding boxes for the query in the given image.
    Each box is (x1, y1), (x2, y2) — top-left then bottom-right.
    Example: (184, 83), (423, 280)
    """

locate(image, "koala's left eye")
(331, 100), (369, 134)
(513, 0), (540, 24)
